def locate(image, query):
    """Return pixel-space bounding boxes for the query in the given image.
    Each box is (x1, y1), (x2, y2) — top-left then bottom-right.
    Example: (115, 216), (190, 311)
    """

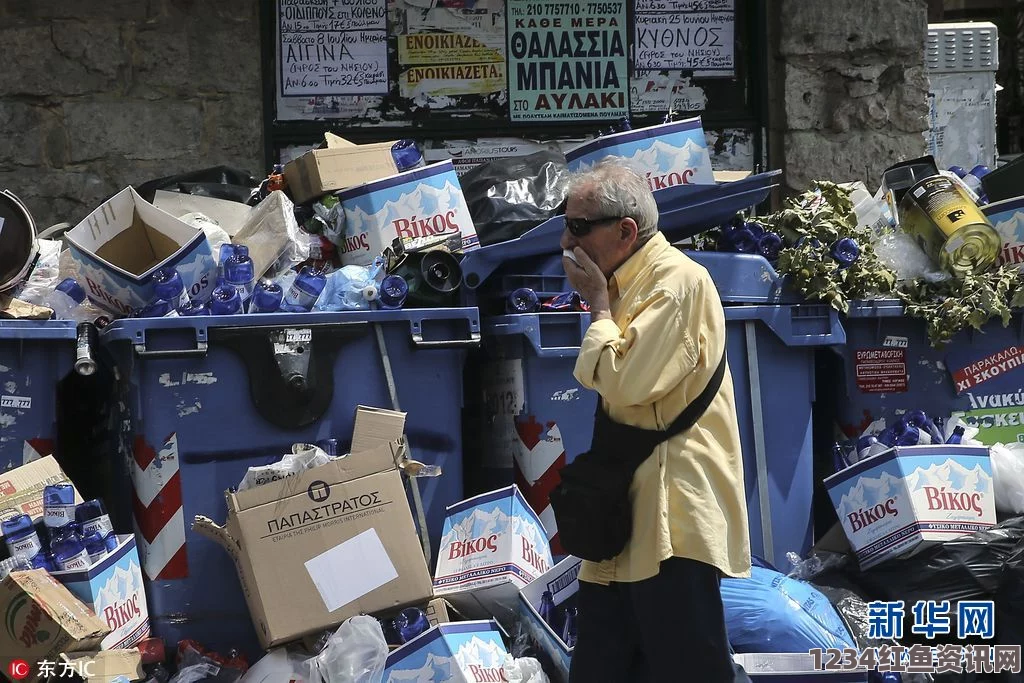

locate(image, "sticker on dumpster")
(286, 329), (312, 344)
(854, 348), (908, 394)
(883, 336), (909, 349)
(0, 396), (31, 409)
(948, 345), (1024, 394)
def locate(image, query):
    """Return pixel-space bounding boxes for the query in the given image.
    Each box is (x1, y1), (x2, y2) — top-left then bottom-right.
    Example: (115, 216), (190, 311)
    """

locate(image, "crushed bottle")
(281, 266), (327, 313)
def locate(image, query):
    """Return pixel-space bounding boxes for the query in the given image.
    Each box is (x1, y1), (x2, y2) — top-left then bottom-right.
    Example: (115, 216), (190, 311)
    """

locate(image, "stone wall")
(0, 0), (264, 231)
(768, 0), (930, 193)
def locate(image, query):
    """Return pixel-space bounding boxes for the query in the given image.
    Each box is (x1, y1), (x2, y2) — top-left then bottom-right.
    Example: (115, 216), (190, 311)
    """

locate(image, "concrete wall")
(0, 0), (264, 231)
(767, 0), (930, 194)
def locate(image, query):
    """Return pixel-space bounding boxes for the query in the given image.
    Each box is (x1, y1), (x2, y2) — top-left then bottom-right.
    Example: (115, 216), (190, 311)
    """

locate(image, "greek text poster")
(634, 0), (735, 76)
(278, 0), (389, 97)
(506, 0), (629, 122)
(397, 1), (506, 100)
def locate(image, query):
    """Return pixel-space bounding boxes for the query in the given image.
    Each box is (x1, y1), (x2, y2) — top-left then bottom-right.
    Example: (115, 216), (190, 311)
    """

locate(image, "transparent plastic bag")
(786, 550), (849, 581)
(13, 238), (62, 306)
(990, 443), (1024, 514)
(233, 191), (311, 279)
(872, 232), (951, 284)
(304, 615), (388, 683)
(502, 654), (550, 683)
(313, 261), (383, 312)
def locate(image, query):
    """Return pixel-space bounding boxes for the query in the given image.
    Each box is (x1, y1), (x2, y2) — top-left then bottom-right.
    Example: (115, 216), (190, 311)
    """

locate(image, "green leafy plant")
(766, 182), (896, 313)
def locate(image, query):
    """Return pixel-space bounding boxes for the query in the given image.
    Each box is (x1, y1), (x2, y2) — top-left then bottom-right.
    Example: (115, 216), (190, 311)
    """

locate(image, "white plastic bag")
(305, 615), (388, 683)
(872, 232), (951, 284)
(990, 443), (1024, 514)
(13, 238), (62, 305)
(237, 444), (333, 491)
(233, 190), (310, 279)
(502, 654), (550, 683)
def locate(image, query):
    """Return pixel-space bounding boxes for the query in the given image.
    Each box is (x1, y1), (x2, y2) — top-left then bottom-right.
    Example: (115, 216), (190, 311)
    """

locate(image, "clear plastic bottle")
(224, 245), (256, 305)
(153, 268), (188, 308)
(1, 513), (42, 561)
(50, 528), (90, 571)
(378, 275), (409, 310)
(178, 299), (211, 316)
(281, 266), (327, 313)
(507, 288), (540, 314)
(43, 483), (77, 532)
(83, 531), (109, 564)
(42, 278), (88, 321)
(249, 280), (283, 314)
(209, 285), (243, 315)
(946, 425), (966, 444)
(76, 499), (118, 552)
(0, 555), (32, 581)
(394, 607), (430, 644)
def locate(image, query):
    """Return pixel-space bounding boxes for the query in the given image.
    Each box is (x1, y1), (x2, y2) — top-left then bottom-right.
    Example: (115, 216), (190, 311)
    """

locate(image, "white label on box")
(305, 528), (399, 612)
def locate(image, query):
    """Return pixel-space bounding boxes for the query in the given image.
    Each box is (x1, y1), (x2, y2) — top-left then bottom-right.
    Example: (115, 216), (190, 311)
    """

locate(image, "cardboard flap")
(351, 406), (407, 454)
(325, 132), (357, 149)
(10, 570), (110, 639)
(62, 649), (144, 682)
(192, 515), (238, 550)
(229, 441), (402, 512)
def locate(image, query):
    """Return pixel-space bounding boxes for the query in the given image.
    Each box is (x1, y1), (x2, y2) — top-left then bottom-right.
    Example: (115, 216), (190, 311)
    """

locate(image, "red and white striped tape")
(513, 416), (566, 555)
(130, 433), (188, 580)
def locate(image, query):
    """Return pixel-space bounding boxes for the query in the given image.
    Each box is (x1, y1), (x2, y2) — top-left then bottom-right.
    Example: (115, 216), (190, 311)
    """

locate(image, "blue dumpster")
(835, 300), (1024, 445)
(101, 308), (479, 658)
(472, 298), (845, 567)
(0, 320), (78, 470)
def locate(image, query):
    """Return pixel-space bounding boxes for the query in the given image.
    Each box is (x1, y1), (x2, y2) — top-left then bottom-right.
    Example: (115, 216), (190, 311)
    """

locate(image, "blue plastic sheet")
(722, 565), (856, 653)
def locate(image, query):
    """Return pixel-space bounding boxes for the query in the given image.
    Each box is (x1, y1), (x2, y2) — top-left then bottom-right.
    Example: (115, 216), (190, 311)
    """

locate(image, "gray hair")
(567, 159), (660, 244)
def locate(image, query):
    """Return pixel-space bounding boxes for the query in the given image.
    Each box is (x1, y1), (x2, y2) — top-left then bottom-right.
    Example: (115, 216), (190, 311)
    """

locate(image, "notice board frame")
(260, 0), (769, 173)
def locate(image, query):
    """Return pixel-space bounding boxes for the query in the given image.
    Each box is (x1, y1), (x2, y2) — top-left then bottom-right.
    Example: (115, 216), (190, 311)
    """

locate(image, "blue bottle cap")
(210, 286), (242, 315)
(757, 232), (783, 261)
(153, 268), (183, 299)
(507, 287), (540, 314)
(948, 165), (968, 178)
(251, 281), (284, 313)
(394, 607), (429, 644)
(969, 164), (991, 179)
(379, 275), (409, 309)
(55, 278), (86, 305)
(392, 140), (423, 172)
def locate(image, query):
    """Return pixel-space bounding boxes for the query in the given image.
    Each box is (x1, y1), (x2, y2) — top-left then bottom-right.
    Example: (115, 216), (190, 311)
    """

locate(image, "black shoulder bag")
(549, 349), (728, 563)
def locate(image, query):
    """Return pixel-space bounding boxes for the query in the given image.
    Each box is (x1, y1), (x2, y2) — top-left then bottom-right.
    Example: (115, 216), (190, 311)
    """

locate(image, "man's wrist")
(590, 304), (612, 322)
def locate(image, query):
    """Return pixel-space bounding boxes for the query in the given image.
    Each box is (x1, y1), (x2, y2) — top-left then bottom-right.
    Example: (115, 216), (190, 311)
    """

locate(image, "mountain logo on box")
(4, 593), (50, 648)
(847, 497), (899, 532)
(308, 480), (331, 503)
(387, 653), (454, 683)
(454, 636), (509, 683)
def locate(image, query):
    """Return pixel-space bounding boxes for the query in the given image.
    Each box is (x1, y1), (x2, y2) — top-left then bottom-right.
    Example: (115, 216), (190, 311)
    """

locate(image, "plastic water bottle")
(178, 299), (211, 316)
(758, 232), (783, 262)
(394, 607), (430, 644)
(378, 275), (409, 310)
(0, 555), (32, 581)
(76, 499), (118, 552)
(561, 607), (578, 647)
(539, 591), (557, 628)
(392, 140), (425, 172)
(42, 278), (87, 320)
(224, 245), (256, 305)
(318, 438), (339, 457)
(43, 484), (77, 532)
(153, 267), (188, 308)
(729, 227), (759, 254)
(50, 528), (90, 571)
(905, 409), (943, 444)
(617, 117), (632, 132)
(281, 266), (327, 313)
(250, 280), (283, 314)
(218, 243), (239, 277)
(855, 435), (879, 462)
(946, 425), (966, 444)
(134, 299), (176, 318)
(83, 531), (109, 564)
(507, 288), (540, 314)
(210, 285), (242, 315)
(30, 551), (56, 572)
(896, 423), (932, 446)
(1, 513), (42, 561)
(831, 238), (861, 268)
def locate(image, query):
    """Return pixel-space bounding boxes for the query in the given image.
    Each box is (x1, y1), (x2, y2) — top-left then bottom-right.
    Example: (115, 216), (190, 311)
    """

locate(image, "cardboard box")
(152, 190), (255, 238)
(432, 486), (553, 625)
(193, 406), (433, 649)
(52, 535), (150, 650)
(983, 196), (1024, 273)
(565, 117), (716, 190)
(0, 570), (109, 683)
(283, 134), (401, 204)
(65, 186), (217, 316)
(336, 160), (480, 267)
(0, 456), (82, 537)
(824, 445), (997, 569)
(382, 620), (510, 683)
(61, 649), (145, 683)
(517, 557), (581, 682)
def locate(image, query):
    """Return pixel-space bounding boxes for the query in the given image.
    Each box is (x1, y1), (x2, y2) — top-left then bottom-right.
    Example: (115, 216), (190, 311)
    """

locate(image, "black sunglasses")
(565, 215), (624, 237)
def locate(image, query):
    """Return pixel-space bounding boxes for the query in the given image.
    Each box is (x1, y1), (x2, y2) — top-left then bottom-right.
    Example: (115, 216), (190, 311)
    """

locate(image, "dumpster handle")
(411, 332), (481, 348)
(745, 320), (775, 566)
(134, 342), (209, 359)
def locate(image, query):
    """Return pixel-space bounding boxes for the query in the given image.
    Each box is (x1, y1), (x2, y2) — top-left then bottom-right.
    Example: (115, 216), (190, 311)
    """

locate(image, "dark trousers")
(569, 557), (751, 683)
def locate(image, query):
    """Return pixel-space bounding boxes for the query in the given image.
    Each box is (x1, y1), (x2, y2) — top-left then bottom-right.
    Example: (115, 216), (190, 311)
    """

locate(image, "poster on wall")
(395, 0), (507, 102)
(506, 0), (629, 122)
(633, 0), (735, 77)
(630, 71), (709, 114)
(277, 0), (389, 101)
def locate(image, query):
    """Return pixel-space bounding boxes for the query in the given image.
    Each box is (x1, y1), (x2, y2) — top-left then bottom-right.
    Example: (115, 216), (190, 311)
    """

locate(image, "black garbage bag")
(460, 150), (570, 247)
(135, 166), (259, 205)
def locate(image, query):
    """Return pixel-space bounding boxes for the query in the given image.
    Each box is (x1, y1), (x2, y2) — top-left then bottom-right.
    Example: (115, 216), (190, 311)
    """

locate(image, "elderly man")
(558, 161), (751, 682)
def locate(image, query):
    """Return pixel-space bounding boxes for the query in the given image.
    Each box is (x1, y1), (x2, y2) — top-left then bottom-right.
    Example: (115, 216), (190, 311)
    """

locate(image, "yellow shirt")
(573, 232), (751, 584)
